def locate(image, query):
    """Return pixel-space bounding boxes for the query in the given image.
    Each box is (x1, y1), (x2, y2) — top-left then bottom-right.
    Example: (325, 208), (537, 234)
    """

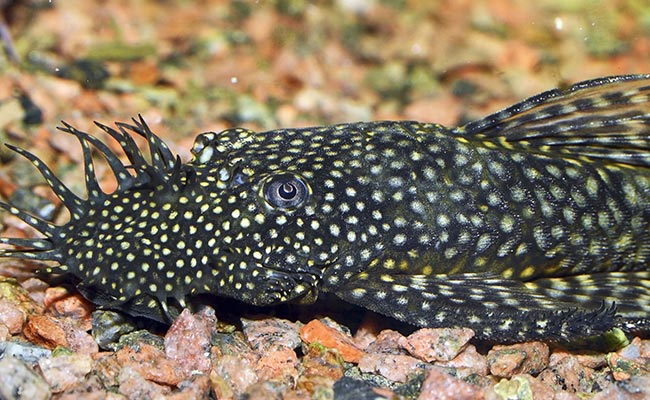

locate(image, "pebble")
(38, 352), (93, 392)
(417, 366), (484, 400)
(115, 343), (184, 386)
(0, 323), (8, 340)
(242, 316), (302, 351)
(487, 374), (556, 400)
(23, 315), (98, 354)
(358, 353), (425, 383)
(164, 308), (216, 375)
(210, 331), (260, 398)
(0, 341), (51, 364)
(91, 310), (138, 351)
(538, 353), (597, 394)
(295, 343), (345, 396)
(255, 345), (299, 383)
(166, 374), (212, 400)
(364, 329), (407, 354)
(0, 356), (51, 400)
(438, 344), (489, 377)
(0, 298), (27, 334)
(43, 287), (94, 327)
(333, 376), (392, 400)
(487, 342), (549, 378)
(0, 277), (43, 334)
(117, 366), (171, 399)
(211, 354), (259, 398)
(607, 352), (642, 381)
(399, 327), (474, 362)
(300, 319), (365, 363)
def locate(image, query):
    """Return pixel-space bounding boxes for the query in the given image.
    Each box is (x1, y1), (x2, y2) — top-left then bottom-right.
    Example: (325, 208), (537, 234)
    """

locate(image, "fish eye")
(264, 174), (309, 208)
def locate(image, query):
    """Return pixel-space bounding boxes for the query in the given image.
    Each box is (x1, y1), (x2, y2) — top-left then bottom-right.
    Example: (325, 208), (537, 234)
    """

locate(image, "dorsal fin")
(458, 75), (650, 167)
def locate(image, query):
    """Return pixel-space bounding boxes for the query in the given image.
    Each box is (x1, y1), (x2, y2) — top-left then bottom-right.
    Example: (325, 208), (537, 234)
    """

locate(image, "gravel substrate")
(0, 1), (649, 399)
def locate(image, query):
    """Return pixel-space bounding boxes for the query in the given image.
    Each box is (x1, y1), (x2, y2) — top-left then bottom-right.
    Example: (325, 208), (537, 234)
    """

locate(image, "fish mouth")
(254, 267), (322, 305)
(221, 248), (327, 306)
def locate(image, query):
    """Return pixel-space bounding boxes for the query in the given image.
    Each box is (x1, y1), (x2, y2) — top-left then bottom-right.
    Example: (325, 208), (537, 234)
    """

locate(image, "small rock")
(115, 343), (184, 386)
(489, 375), (534, 400)
(575, 352), (607, 369)
(43, 287), (94, 327)
(0, 323), (9, 340)
(24, 315), (98, 354)
(358, 353), (425, 383)
(438, 344), (489, 377)
(333, 376), (392, 400)
(244, 380), (289, 400)
(365, 329), (407, 354)
(91, 310), (138, 351)
(487, 342), (549, 378)
(255, 345), (299, 383)
(117, 366), (171, 399)
(0, 277), (43, 334)
(0, 298), (27, 334)
(638, 338), (650, 358)
(242, 317), (302, 351)
(93, 354), (123, 388)
(23, 314), (68, 349)
(300, 319), (365, 363)
(618, 337), (641, 359)
(538, 354), (597, 393)
(351, 316), (383, 350)
(607, 352), (642, 381)
(417, 366), (484, 400)
(51, 375), (123, 400)
(296, 343), (345, 396)
(166, 374), (212, 400)
(209, 369), (235, 400)
(212, 354), (259, 398)
(0, 341), (51, 365)
(38, 352), (93, 392)
(116, 329), (165, 352)
(0, 356), (51, 400)
(164, 308), (215, 376)
(399, 327), (474, 362)
(592, 374), (650, 399)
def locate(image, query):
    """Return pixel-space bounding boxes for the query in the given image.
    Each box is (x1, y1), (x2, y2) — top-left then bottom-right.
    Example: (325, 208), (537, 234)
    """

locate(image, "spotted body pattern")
(2, 75), (650, 342)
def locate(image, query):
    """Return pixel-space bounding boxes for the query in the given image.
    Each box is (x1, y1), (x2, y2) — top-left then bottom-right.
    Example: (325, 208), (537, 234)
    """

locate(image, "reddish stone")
(115, 343), (184, 386)
(38, 353), (93, 393)
(255, 345), (299, 383)
(400, 327), (474, 362)
(358, 353), (425, 383)
(241, 317), (302, 352)
(164, 308), (215, 376)
(300, 319), (365, 363)
(418, 366), (484, 400)
(439, 344), (489, 377)
(487, 342), (549, 378)
(43, 287), (94, 329)
(23, 314), (69, 349)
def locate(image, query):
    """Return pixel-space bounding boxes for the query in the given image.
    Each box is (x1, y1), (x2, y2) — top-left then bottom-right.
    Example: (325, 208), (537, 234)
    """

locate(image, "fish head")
(189, 124), (386, 306)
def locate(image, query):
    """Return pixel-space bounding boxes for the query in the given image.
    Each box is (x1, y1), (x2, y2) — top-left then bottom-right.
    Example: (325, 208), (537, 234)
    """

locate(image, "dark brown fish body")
(2, 75), (650, 342)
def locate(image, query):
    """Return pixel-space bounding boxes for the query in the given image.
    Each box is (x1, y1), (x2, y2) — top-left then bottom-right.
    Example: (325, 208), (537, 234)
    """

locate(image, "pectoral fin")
(334, 271), (622, 342)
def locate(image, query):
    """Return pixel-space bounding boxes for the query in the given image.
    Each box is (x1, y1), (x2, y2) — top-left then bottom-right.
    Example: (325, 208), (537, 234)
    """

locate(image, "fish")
(1, 74), (650, 343)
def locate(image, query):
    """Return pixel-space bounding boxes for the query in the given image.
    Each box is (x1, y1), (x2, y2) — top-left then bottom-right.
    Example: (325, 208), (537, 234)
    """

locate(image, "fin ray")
(58, 121), (136, 191)
(5, 144), (83, 213)
(0, 201), (58, 235)
(460, 74), (650, 167)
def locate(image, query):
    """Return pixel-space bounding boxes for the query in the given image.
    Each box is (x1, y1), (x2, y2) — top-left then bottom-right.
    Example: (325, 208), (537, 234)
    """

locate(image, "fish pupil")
(264, 174), (308, 208)
(278, 183), (297, 200)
